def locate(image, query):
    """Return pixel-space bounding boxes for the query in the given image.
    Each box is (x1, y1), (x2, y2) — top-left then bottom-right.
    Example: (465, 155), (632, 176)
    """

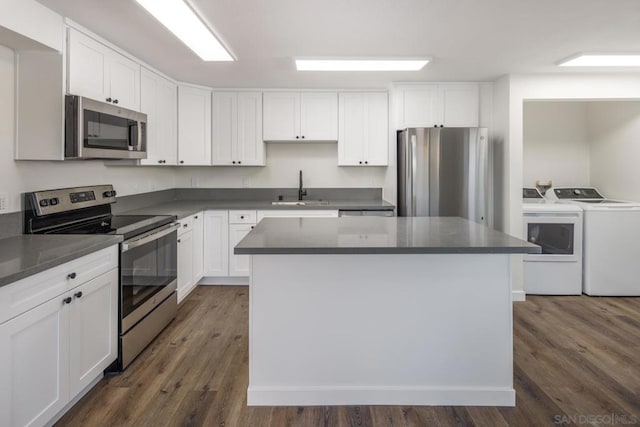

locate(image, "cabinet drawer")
(0, 245), (118, 325)
(229, 210), (257, 224)
(177, 216), (194, 236)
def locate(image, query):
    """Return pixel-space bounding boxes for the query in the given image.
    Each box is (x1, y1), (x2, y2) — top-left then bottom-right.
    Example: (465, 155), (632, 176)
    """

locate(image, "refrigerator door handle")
(410, 133), (417, 216)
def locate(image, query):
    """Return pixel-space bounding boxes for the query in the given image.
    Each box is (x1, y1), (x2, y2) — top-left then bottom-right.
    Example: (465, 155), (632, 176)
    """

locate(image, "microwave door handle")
(128, 123), (136, 150)
(137, 122), (143, 151)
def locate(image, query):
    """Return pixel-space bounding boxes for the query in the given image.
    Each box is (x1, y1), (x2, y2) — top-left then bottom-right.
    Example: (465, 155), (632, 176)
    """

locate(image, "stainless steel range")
(23, 185), (179, 370)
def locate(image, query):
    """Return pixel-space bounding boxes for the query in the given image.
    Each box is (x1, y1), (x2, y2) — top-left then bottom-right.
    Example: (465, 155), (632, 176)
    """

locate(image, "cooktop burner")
(52, 214), (174, 239)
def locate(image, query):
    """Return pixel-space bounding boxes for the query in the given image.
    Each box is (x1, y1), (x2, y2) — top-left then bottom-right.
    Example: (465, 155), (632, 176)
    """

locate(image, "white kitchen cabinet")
(0, 294), (69, 427)
(263, 92), (338, 141)
(229, 224), (254, 276)
(396, 83), (479, 129)
(178, 85), (212, 165)
(257, 210), (339, 221)
(338, 92), (388, 166)
(68, 269), (118, 397)
(140, 68), (177, 166)
(203, 211), (229, 276)
(228, 210), (257, 277)
(67, 28), (140, 111)
(0, 246), (118, 427)
(212, 92), (264, 166)
(192, 213), (204, 283)
(177, 228), (194, 303)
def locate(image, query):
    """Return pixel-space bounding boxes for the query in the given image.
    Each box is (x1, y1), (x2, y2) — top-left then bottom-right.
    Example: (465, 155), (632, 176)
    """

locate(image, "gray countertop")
(0, 235), (123, 287)
(235, 217), (541, 255)
(125, 199), (395, 219)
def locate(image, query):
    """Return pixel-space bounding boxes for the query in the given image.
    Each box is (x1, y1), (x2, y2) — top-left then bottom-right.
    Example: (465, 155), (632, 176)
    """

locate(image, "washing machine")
(546, 187), (640, 296)
(522, 188), (583, 295)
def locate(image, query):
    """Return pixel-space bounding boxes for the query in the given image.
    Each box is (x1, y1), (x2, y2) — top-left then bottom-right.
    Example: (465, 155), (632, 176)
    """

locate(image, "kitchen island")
(236, 217), (540, 407)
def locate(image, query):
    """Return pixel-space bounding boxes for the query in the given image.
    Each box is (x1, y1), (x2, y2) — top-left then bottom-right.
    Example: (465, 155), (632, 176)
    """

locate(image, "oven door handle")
(121, 222), (180, 252)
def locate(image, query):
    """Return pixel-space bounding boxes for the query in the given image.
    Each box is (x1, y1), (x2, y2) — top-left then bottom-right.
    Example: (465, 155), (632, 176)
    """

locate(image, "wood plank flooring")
(56, 287), (640, 427)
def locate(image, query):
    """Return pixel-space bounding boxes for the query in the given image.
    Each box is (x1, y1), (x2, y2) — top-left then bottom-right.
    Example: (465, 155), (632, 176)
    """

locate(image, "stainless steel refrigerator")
(397, 127), (489, 225)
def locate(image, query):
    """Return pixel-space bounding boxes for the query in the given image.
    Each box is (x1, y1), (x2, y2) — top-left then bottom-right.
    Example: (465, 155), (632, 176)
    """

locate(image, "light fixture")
(295, 58), (429, 71)
(558, 54), (640, 67)
(136, 0), (234, 61)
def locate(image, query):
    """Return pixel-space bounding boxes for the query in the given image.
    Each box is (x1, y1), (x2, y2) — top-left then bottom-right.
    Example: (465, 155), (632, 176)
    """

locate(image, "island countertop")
(235, 216), (541, 255)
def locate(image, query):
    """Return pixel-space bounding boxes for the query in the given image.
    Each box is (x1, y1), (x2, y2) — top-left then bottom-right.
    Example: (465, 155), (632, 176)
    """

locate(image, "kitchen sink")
(271, 200), (330, 206)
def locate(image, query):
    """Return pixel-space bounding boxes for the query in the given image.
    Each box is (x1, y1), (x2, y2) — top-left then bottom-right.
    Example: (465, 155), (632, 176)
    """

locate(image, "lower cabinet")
(0, 262), (118, 427)
(203, 210), (229, 276)
(176, 212), (204, 303)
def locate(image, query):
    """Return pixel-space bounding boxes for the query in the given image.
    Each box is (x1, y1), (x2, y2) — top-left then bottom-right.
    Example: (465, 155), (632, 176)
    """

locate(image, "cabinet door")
(263, 92), (300, 141)
(300, 92), (338, 141)
(192, 213), (204, 283)
(363, 92), (388, 166)
(229, 224), (254, 277)
(203, 211), (229, 276)
(0, 296), (70, 427)
(212, 92), (236, 165)
(140, 68), (178, 165)
(399, 85), (443, 128)
(178, 86), (212, 165)
(108, 51), (140, 111)
(68, 269), (118, 397)
(67, 28), (109, 103)
(236, 92), (265, 165)
(338, 93), (366, 166)
(177, 230), (194, 303)
(441, 84), (479, 127)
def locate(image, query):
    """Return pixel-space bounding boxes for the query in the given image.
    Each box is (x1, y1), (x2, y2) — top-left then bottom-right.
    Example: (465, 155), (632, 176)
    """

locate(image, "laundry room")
(523, 99), (640, 200)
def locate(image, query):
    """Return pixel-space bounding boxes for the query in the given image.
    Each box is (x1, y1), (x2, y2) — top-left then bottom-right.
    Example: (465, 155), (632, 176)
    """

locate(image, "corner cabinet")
(212, 92), (265, 166)
(67, 28), (140, 111)
(395, 83), (479, 129)
(263, 92), (338, 141)
(178, 85), (212, 166)
(338, 92), (388, 166)
(140, 68), (178, 166)
(0, 246), (118, 427)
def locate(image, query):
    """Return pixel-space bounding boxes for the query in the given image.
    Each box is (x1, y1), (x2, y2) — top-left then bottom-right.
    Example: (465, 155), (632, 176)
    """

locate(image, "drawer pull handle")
(75, 291), (83, 299)
(67, 272), (77, 280)
(63, 297), (72, 304)
(240, 216), (245, 219)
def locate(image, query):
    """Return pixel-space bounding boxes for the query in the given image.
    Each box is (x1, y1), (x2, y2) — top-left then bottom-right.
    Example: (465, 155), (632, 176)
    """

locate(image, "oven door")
(523, 213), (582, 262)
(120, 222), (179, 333)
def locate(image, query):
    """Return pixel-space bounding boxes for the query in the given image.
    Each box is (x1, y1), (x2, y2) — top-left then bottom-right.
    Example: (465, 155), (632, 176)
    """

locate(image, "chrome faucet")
(298, 170), (307, 201)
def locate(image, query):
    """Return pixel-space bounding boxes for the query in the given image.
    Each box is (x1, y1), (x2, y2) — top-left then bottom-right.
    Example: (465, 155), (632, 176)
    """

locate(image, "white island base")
(248, 253), (515, 407)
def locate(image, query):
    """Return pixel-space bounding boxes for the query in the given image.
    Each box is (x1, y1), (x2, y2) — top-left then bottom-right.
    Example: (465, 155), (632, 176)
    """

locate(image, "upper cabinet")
(67, 28), (140, 111)
(395, 83), (479, 129)
(338, 92), (388, 166)
(178, 85), (212, 166)
(263, 92), (338, 141)
(140, 68), (177, 166)
(212, 91), (265, 166)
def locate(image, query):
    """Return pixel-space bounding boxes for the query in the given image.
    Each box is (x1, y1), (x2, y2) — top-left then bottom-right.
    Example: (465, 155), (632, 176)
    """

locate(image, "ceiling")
(37, 0), (640, 88)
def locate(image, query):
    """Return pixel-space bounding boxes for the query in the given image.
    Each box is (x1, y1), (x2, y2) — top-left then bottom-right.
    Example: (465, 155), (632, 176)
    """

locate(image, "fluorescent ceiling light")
(295, 59), (429, 71)
(136, 0), (233, 61)
(558, 54), (640, 67)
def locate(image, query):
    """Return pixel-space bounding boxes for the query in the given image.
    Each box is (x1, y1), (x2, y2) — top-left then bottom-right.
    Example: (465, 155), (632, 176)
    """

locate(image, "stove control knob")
(573, 189), (581, 196)
(49, 198), (59, 206)
(39, 199), (49, 207)
(103, 190), (116, 198)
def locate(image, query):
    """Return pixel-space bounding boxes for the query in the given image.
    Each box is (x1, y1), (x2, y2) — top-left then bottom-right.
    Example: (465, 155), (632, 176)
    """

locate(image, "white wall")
(173, 143), (386, 188)
(0, 45), (176, 214)
(523, 102), (590, 188)
(588, 101), (640, 201)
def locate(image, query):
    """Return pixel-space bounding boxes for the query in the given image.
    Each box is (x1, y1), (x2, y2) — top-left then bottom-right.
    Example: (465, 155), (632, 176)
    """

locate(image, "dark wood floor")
(56, 286), (640, 427)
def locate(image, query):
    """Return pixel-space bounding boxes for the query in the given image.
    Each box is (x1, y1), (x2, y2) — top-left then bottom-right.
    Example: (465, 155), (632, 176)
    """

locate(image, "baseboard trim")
(199, 276), (249, 285)
(512, 290), (526, 302)
(247, 385), (515, 407)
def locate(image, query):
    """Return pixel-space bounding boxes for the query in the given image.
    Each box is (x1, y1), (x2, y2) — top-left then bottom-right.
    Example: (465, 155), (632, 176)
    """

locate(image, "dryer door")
(523, 213), (582, 262)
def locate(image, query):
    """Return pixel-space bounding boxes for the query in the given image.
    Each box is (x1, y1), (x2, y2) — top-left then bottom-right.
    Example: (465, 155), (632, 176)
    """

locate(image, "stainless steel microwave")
(65, 95), (147, 159)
